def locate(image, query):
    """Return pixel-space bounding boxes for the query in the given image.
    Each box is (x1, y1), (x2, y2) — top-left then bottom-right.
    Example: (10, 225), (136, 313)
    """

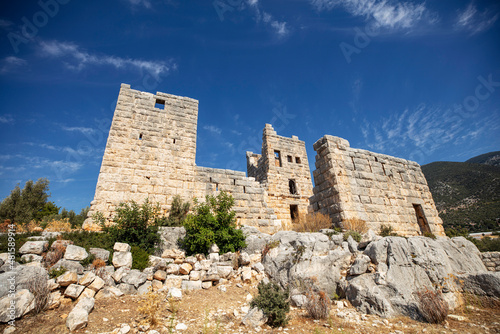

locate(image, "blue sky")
(0, 0), (499, 212)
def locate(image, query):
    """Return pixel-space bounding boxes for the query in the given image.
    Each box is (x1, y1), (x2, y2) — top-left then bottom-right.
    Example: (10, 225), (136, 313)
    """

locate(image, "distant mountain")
(465, 151), (500, 167)
(422, 154), (500, 233)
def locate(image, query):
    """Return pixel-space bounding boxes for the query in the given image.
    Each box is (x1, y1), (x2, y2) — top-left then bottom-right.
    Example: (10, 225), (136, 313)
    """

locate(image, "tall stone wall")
(83, 85), (280, 232)
(310, 135), (445, 236)
(247, 124), (314, 227)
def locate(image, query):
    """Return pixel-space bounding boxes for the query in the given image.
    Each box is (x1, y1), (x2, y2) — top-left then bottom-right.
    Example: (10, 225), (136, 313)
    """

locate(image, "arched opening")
(289, 179), (297, 195)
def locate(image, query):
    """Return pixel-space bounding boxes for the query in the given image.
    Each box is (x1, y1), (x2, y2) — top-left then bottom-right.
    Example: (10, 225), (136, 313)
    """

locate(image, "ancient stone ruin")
(84, 84), (444, 236)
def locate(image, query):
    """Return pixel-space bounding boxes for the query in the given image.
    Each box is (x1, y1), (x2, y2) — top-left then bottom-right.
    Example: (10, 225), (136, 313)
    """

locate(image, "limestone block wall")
(193, 167), (281, 234)
(310, 135), (445, 236)
(84, 85), (281, 233)
(481, 252), (500, 271)
(247, 124), (314, 227)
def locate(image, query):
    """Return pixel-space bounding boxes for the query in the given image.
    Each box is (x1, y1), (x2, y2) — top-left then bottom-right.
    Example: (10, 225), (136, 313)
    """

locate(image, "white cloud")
(0, 56), (27, 74)
(203, 125), (222, 135)
(62, 126), (96, 135)
(39, 40), (175, 79)
(247, 2), (289, 37)
(310, 0), (427, 29)
(0, 114), (15, 124)
(455, 2), (498, 35)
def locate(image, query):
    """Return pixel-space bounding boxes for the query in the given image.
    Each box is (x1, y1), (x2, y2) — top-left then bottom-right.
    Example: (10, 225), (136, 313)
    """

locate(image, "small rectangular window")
(274, 150), (282, 167)
(295, 157), (301, 164)
(139, 133), (143, 140)
(287, 155), (292, 163)
(155, 99), (165, 109)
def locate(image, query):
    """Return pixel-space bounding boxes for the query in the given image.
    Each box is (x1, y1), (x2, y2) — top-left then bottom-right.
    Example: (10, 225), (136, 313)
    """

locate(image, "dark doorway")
(290, 205), (299, 222)
(289, 179), (297, 195)
(274, 150), (282, 167)
(413, 204), (430, 234)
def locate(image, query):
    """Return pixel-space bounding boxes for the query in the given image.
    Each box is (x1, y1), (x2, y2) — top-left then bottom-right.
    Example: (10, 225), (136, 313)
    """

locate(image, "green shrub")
(343, 230), (362, 243)
(161, 195), (190, 227)
(49, 267), (66, 279)
(59, 230), (115, 253)
(471, 237), (500, 252)
(251, 281), (290, 328)
(104, 199), (161, 254)
(131, 245), (151, 270)
(180, 191), (246, 255)
(379, 224), (398, 237)
(423, 231), (437, 239)
(81, 253), (96, 267)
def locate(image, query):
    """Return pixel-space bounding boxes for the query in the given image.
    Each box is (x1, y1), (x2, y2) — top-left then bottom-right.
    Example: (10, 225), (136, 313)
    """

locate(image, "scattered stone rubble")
(1, 227), (499, 332)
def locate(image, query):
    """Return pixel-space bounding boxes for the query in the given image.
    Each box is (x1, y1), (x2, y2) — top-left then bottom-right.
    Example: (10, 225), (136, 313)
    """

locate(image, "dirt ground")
(2, 282), (499, 334)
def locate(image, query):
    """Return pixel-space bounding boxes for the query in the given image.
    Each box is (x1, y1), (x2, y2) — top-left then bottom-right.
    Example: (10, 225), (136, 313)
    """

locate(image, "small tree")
(0, 178), (50, 224)
(251, 281), (290, 328)
(181, 191), (246, 255)
(162, 195), (190, 227)
(103, 199), (161, 254)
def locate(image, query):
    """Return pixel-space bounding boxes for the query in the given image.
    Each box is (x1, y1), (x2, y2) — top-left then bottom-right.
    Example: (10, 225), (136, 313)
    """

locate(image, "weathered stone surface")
(209, 244), (219, 254)
(310, 135), (445, 237)
(137, 281), (152, 295)
(112, 267), (130, 283)
(166, 263), (180, 275)
(48, 291), (62, 309)
(291, 294), (307, 308)
(217, 266), (233, 278)
(457, 272), (500, 297)
(52, 259), (84, 275)
(57, 271), (78, 287)
(89, 248), (110, 262)
(51, 239), (73, 250)
(114, 242), (131, 252)
(88, 276), (105, 291)
(153, 270), (167, 281)
(167, 287), (182, 299)
(19, 241), (48, 255)
(179, 263), (192, 275)
(239, 252), (251, 266)
(152, 279), (163, 291)
(47, 278), (59, 291)
(95, 286), (124, 299)
(21, 254), (43, 263)
(159, 227), (186, 251)
(350, 254), (370, 275)
(78, 272), (96, 286)
(0, 266), (47, 299)
(181, 280), (202, 290)
(64, 284), (86, 299)
(189, 270), (201, 281)
(66, 297), (94, 331)
(241, 307), (267, 328)
(0, 289), (34, 322)
(112, 251), (132, 269)
(78, 288), (96, 301)
(118, 283), (137, 295)
(162, 249), (185, 260)
(121, 270), (148, 288)
(64, 245), (88, 261)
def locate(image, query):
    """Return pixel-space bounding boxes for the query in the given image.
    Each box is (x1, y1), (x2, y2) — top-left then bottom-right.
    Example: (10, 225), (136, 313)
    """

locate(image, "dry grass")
(138, 286), (166, 327)
(44, 218), (72, 232)
(44, 242), (66, 268)
(415, 288), (448, 324)
(292, 212), (333, 232)
(342, 218), (368, 233)
(26, 274), (50, 315)
(305, 289), (331, 320)
(91, 258), (107, 279)
(15, 220), (43, 233)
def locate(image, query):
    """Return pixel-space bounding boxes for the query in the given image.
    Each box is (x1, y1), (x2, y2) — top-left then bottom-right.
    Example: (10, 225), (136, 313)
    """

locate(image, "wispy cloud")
(0, 114), (15, 124)
(126, 0), (152, 8)
(455, 2), (498, 35)
(25, 142), (99, 157)
(309, 0), (428, 29)
(203, 125), (222, 135)
(39, 40), (175, 79)
(62, 125), (96, 135)
(0, 56), (27, 74)
(247, 0), (289, 37)
(359, 104), (489, 162)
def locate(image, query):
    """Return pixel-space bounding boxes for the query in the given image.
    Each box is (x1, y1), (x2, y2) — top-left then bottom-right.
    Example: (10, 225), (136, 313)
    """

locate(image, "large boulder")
(0, 266), (47, 298)
(262, 231), (350, 296)
(89, 248), (110, 262)
(66, 297), (94, 331)
(242, 226), (271, 255)
(64, 245), (88, 261)
(121, 270), (148, 288)
(0, 289), (34, 323)
(112, 251), (133, 269)
(158, 226), (186, 251)
(52, 259), (84, 275)
(19, 241), (48, 255)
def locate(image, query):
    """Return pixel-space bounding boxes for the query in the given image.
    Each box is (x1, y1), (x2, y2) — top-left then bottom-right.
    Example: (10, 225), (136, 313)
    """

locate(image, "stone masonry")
(310, 135), (445, 236)
(247, 124), (313, 227)
(84, 84), (281, 233)
(85, 84), (445, 236)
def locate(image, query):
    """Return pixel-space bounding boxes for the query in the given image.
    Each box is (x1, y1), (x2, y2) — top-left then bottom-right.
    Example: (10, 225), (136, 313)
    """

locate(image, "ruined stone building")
(84, 84), (444, 236)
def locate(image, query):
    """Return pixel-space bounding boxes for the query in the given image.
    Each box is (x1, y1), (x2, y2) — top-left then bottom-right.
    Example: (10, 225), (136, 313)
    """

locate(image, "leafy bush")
(342, 218), (367, 233)
(251, 281), (290, 328)
(343, 230), (362, 242)
(181, 192), (246, 255)
(424, 231), (437, 239)
(80, 253), (96, 267)
(379, 224), (398, 237)
(0, 178), (50, 224)
(58, 230), (116, 253)
(291, 212), (332, 232)
(49, 267), (66, 279)
(471, 237), (500, 252)
(160, 195), (190, 227)
(103, 199), (161, 254)
(132, 245), (151, 270)
(415, 288), (448, 324)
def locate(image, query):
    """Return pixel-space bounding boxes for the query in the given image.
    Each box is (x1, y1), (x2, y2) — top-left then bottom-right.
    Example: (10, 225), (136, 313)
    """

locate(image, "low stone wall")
(481, 252), (500, 271)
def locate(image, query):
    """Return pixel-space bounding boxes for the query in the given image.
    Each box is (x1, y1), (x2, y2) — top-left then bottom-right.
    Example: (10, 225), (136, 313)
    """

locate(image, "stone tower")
(310, 135), (445, 236)
(247, 124), (314, 227)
